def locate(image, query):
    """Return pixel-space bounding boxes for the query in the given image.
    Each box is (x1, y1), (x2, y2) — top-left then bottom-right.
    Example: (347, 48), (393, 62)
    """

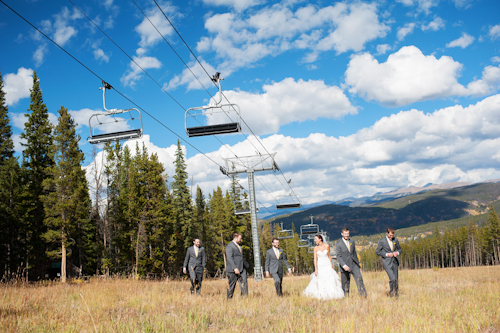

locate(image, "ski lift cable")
(151, 0), (302, 200)
(0, 0), (223, 169)
(68, 0), (244, 161)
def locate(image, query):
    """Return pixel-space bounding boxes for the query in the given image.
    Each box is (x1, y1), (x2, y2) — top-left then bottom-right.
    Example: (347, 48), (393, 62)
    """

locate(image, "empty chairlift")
(88, 81), (143, 144)
(300, 223), (319, 237)
(275, 193), (302, 210)
(276, 222), (294, 240)
(185, 73), (241, 137)
(233, 197), (259, 215)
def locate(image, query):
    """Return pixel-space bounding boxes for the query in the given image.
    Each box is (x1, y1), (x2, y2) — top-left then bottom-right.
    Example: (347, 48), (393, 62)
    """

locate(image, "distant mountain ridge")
(258, 178), (500, 219)
(267, 181), (500, 238)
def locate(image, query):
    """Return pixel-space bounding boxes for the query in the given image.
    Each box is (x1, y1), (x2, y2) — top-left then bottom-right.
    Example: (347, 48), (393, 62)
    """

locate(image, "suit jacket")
(183, 246), (206, 271)
(335, 238), (360, 272)
(265, 247), (291, 275)
(375, 237), (402, 269)
(226, 241), (244, 273)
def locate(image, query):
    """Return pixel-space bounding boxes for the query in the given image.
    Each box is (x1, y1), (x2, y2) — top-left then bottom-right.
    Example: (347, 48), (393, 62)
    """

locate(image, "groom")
(265, 238), (292, 297)
(335, 228), (367, 297)
(375, 228), (402, 297)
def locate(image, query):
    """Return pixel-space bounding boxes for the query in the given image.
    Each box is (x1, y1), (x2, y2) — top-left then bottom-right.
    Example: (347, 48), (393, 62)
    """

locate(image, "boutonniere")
(349, 243), (352, 247)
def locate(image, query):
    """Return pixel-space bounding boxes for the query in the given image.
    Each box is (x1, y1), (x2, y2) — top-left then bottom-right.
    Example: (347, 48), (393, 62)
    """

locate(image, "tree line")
(0, 71), (315, 282)
(359, 206), (500, 271)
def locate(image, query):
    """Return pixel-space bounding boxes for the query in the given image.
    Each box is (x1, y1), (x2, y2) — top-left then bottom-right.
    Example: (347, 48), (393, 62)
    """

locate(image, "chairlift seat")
(276, 203), (302, 209)
(235, 207), (259, 215)
(300, 224), (319, 235)
(187, 122), (241, 137)
(277, 229), (294, 240)
(298, 240), (309, 248)
(88, 129), (142, 144)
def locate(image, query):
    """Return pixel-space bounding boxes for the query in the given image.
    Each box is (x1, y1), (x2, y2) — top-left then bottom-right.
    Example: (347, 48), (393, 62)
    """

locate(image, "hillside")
(269, 182), (500, 239)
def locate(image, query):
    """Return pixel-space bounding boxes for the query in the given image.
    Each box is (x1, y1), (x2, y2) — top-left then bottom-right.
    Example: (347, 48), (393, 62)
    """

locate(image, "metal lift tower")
(220, 153), (279, 281)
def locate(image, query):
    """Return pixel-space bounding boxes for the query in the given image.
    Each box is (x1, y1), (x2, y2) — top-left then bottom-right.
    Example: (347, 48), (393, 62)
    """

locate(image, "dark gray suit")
(265, 247), (291, 296)
(335, 238), (367, 297)
(226, 241), (248, 299)
(183, 246), (206, 294)
(376, 236), (402, 296)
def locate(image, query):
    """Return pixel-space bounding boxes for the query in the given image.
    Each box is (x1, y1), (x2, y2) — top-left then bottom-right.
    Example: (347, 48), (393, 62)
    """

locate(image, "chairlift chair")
(297, 239), (310, 248)
(88, 81), (143, 144)
(275, 192), (302, 210)
(185, 73), (241, 137)
(233, 197), (259, 215)
(276, 222), (294, 240)
(300, 223), (319, 236)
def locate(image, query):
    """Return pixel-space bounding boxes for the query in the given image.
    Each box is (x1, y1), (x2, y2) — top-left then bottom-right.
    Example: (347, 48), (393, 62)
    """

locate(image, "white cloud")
(396, 0), (438, 15)
(3, 67), (33, 106)
(344, 46), (500, 107)
(166, 59), (218, 91)
(492, 56), (500, 63)
(202, 0), (262, 12)
(12, 134), (26, 153)
(376, 44), (391, 55)
(33, 44), (47, 67)
(121, 56), (162, 87)
(489, 24), (500, 39)
(192, 2), (388, 85)
(194, 77), (357, 135)
(421, 17), (444, 31)
(93, 48), (110, 63)
(397, 23), (415, 41)
(446, 32), (474, 48)
(135, 6), (175, 49)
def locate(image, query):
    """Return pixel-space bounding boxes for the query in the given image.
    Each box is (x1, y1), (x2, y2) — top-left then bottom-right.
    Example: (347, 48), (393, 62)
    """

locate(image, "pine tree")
(171, 140), (193, 269)
(0, 71), (21, 278)
(41, 107), (91, 282)
(486, 205), (500, 264)
(19, 71), (53, 280)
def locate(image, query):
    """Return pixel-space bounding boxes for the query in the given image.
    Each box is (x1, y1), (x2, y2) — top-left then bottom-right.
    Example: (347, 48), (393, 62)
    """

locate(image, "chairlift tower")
(221, 153), (279, 281)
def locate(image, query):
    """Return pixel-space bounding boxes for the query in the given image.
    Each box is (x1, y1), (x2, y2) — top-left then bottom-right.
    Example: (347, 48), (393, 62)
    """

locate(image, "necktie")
(274, 248), (279, 259)
(346, 240), (350, 252)
(389, 239), (393, 251)
(195, 247), (198, 257)
(237, 243), (241, 253)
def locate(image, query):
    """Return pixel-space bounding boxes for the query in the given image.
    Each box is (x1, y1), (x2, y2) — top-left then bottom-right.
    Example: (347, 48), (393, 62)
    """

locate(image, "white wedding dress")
(303, 249), (344, 300)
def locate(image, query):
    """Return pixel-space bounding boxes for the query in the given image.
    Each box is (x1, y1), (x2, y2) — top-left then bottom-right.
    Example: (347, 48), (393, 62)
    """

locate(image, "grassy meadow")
(1, 266), (500, 332)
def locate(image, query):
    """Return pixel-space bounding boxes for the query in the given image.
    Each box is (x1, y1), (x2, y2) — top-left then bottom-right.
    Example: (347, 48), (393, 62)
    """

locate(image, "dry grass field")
(1, 266), (499, 332)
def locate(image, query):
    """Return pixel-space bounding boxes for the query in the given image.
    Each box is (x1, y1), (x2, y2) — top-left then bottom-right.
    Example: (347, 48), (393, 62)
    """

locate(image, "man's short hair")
(232, 232), (242, 239)
(272, 238), (279, 243)
(341, 227), (350, 233)
(193, 238), (200, 243)
(386, 228), (395, 233)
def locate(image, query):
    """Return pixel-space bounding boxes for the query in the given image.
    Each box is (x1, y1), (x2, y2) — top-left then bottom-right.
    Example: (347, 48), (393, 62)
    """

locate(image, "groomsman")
(183, 238), (207, 295)
(376, 228), (402, 297)
(265, 238), (292, 297)
(226, 233), (249, 299)
(335, 228), (367, 297)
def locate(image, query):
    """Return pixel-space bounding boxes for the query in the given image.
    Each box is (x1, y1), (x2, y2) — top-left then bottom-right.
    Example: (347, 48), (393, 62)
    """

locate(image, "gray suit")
(335, 238), (367, 297)
(226, 241), (248, 299)
(265, 247), (291, 296)
(183, 246), (206, 294)
(376, 236), (402, 296)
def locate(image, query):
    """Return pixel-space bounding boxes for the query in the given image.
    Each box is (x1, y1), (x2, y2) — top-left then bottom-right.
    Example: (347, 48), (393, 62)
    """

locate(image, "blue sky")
(1, 0), (500, 209)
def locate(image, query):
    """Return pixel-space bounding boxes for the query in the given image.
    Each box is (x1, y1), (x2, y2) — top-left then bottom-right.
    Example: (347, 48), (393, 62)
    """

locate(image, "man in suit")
(335, 227), (367, 297)
(183, 238), (206, 295)
(376, 228), (403, 297)
(226, 232), (248, 299)
(265, 238), (292, 297)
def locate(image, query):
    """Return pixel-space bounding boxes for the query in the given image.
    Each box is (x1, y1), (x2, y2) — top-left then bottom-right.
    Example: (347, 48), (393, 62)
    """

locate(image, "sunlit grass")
(1, 266), (499, 332)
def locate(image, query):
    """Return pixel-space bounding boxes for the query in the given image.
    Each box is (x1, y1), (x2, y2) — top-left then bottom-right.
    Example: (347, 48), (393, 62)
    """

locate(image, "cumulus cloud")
(33, 44), (47, 67)
(3, 67), (33, 106)
(135, 5), (175, 49)
(397, 23), (415, 40)
(192, 2), (388, 82)
(166, 59), (218, 91)
(198, 77), (357, 135)
(121, 56), (162, 87)
(202, 0), (262, 12)
(344, 46), (500, 107)
(421, 17), (444, 31)
(396, 0), (438, 15)
(446, 32), (474, 48)
(376, 44), (391, 55)
(489, 24), (500, 39)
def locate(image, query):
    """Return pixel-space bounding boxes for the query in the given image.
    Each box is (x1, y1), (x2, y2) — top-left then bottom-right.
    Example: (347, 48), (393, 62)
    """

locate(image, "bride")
(303, 234), (344, 300)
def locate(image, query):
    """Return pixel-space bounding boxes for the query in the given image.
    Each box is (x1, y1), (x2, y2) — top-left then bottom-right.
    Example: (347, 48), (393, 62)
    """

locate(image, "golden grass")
(1, 266), (500, 332)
